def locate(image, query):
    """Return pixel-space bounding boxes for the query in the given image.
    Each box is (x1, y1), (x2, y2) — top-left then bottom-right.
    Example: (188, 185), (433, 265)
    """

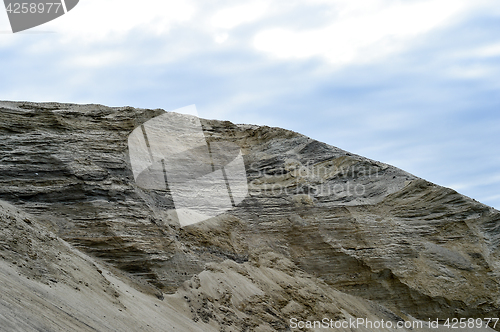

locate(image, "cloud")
(253, 0), (486, 64)
(464, 42), (500, 58)
(49, 0), (196, 41)
(448, 175), (500, 192)
(211, 1), (268, 30)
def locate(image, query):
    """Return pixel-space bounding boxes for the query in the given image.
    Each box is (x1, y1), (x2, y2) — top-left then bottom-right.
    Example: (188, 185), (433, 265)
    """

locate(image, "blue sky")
(1, 0), (500, 209)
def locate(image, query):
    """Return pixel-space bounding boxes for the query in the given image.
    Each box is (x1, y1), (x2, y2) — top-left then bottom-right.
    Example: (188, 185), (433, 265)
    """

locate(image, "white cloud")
(0, 4), (10, 30)
(48, 0), (196, 41)
(253, 0), (474, 64)
(446, 64), (498, 79)
(483, 194), (500, 203)
(214, 32), (228, 44)
(445, 174), (500, 191)
(67, 50), (130, 68)
(456, 42), (500, 59)
(211, 1), (268, 30)
(474, 43), (500, 57)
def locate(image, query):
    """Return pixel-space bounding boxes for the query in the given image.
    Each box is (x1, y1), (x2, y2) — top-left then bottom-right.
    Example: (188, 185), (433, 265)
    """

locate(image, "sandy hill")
(0, 101), (498, 331)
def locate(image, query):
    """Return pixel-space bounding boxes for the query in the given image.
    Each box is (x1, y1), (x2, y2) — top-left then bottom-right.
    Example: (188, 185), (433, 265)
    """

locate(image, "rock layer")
(0, 101), (499, 331)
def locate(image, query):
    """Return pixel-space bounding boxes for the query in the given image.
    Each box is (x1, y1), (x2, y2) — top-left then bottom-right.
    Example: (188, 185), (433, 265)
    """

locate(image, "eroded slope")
(0, 101), (499, 328)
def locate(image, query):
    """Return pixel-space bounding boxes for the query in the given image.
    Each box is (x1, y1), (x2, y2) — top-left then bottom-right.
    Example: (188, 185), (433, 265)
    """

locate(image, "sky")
(1, 0), (500, 209)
